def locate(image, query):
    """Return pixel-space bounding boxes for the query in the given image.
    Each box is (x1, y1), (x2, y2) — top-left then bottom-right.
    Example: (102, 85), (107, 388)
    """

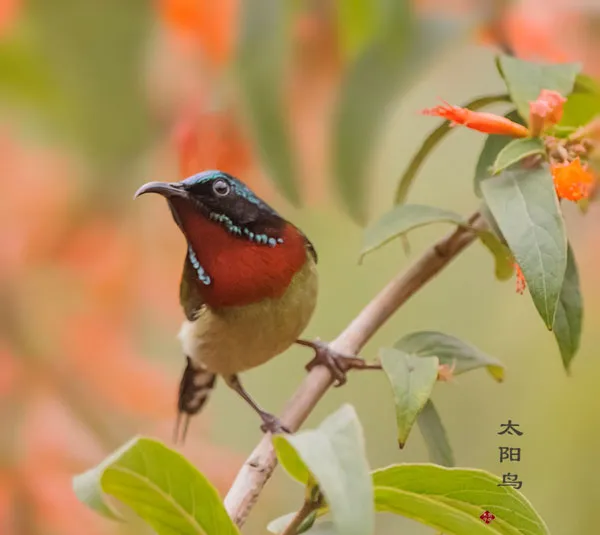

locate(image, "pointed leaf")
(380, 348), (439, 448)
(559, 93), (600, 130)
(416, 400), (455, 467)
(394, 94), (511, 204)
(474, 110), (523, 197)
(394, 331), (505, 382)
(272, 405), (374, 535)
(496, 55), (581, 122)
(477, 228), (514, 281)
(360, 205), (465, 260)
(333, 13), (469, 223)
(73, 436), (239, 535)
(553, 245), (583, 373)
(492, 138), (546, 175)
(235, 0), (299, 205)
(573, 73), (600, 95)
(481, 166), (567, 328)
(372, 464), (550, 534)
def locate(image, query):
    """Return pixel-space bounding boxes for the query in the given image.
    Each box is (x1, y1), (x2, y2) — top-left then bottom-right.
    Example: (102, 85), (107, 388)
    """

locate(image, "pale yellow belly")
(178, 257), (318, 377)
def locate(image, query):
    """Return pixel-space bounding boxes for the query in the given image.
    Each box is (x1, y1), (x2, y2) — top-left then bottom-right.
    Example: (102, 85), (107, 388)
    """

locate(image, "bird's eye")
(212, 179), (231, 196)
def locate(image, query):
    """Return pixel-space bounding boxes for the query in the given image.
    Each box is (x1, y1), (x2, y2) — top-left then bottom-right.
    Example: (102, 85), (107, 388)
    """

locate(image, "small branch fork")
(224, 211), (488, 527)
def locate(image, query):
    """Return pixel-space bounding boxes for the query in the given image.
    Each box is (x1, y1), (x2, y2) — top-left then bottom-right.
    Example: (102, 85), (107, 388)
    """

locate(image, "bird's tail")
(174, 356), (216, 445)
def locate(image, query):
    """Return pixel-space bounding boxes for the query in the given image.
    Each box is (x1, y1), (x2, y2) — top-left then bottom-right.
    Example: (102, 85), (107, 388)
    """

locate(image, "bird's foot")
(259, 411), (291, 434)
(296, 339), (381, 387)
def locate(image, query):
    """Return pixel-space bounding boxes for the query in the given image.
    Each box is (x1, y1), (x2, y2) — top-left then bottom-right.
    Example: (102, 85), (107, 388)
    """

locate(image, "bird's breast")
(178, 255), (318, 376)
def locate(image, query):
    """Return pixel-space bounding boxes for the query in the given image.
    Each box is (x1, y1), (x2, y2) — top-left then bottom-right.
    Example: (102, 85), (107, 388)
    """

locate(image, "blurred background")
(1, 0), (599, 533)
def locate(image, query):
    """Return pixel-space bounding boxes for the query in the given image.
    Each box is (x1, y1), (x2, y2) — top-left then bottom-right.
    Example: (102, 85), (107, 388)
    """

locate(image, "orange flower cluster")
(551, 158), (595, 202)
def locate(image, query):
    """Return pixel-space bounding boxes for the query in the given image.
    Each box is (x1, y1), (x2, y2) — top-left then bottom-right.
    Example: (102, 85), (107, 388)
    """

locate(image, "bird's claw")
(259, 412), (291, 434)
(305, 346), (347, 387)
(298, 339), (381, 387)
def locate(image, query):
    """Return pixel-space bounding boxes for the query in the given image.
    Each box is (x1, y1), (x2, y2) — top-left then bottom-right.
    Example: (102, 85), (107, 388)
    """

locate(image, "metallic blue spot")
(268, 237), (276, 247)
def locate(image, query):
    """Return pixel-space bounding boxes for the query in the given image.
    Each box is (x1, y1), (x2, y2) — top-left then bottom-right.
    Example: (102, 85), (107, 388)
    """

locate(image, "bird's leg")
(225, 375), (291, 434)
(296, 339), (381, 387)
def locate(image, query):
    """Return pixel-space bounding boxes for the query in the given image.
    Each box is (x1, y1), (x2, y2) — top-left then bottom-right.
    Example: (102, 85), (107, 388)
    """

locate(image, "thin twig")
(224, 211), (488, 526)
(281, 499), (317, 535)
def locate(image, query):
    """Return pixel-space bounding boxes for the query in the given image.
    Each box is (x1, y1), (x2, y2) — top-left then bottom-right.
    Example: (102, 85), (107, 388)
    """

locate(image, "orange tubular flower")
(422, 101), (530, 138)
(551, 158), (595, 201)
(529, 89), (566, 136)
(515, 263), (526, 295)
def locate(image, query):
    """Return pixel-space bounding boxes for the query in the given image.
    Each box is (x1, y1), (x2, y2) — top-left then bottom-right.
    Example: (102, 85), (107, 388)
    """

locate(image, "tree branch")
(224, 211), (488, 526)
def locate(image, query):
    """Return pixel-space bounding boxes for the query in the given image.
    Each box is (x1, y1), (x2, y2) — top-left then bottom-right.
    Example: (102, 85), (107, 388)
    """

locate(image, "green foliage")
(380, 348), (439, 448)
(492, 137), (546, 175)
(473, 110), (524, 196)
(481, 167), (567, 329)
(559, 93), (600, 131)
(372, 464), (551, 534)
(235, 0), (300, 205)
(395, 94), (511, 204)
(360, 204), (465, 259)
(271, 407), (548, 534)
(417, 400), (455, 467)
(495, 55), (581, 122)
(73, 436), (240, 535)
(394, 331), (505, 382)
(553, 245), (583, 373)
(360, 203), (513, 282)
(273, 404), (374, 535)
(477, 227), (514, 281)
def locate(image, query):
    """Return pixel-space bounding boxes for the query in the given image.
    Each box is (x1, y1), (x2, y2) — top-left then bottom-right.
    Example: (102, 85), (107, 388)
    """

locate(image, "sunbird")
(134, 170), (348, 442)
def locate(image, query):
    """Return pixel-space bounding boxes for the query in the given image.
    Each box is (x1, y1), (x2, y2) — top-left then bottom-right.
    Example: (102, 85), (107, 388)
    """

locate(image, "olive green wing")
(179, 255), (205, 321)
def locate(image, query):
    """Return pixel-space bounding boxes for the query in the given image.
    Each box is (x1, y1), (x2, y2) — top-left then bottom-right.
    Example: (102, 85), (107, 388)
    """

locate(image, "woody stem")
(224, 210), (488, 526)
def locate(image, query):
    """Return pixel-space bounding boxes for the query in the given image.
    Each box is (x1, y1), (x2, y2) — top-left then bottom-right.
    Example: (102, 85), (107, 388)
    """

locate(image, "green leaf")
(496, 55), (581, 122)
(573, 73), (600, 94)
(553, 245), (583, 373)
(360, 204), (465, 260)
(394, 94), (511, 204)
(335, 0), (377, 61)
(559, 93), (600, 130)
(416, 400), (455, 467)
(333, 12), (470, 223)
(380, 348), (439, 448)
(235, 0), (299, 205)
(372, 464), (550, 535)
(272, 405), (374, 535)
(481, 166), (567, 329)
(474, 110), (523, 197)
(73, 436), (239, 535)
(492, 138), (546, 175)
(477, 228), (514, 281)
(394, 331), (505, 382)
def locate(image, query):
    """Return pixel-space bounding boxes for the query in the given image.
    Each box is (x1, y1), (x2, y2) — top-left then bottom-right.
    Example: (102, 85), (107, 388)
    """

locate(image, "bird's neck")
(172, 199), (309, 308)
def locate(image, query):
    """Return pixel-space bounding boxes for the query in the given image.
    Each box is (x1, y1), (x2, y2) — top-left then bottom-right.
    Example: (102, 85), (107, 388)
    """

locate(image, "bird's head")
(134, 170), (315, 308)
(134, 170), (286, 243)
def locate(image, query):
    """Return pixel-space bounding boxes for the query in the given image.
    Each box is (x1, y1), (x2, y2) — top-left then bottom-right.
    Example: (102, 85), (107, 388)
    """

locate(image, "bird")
(134, 170), (350, 443)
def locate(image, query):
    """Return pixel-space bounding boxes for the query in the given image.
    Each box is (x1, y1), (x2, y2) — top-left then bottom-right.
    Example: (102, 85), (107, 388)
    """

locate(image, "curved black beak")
(133, 181), (187, 200)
